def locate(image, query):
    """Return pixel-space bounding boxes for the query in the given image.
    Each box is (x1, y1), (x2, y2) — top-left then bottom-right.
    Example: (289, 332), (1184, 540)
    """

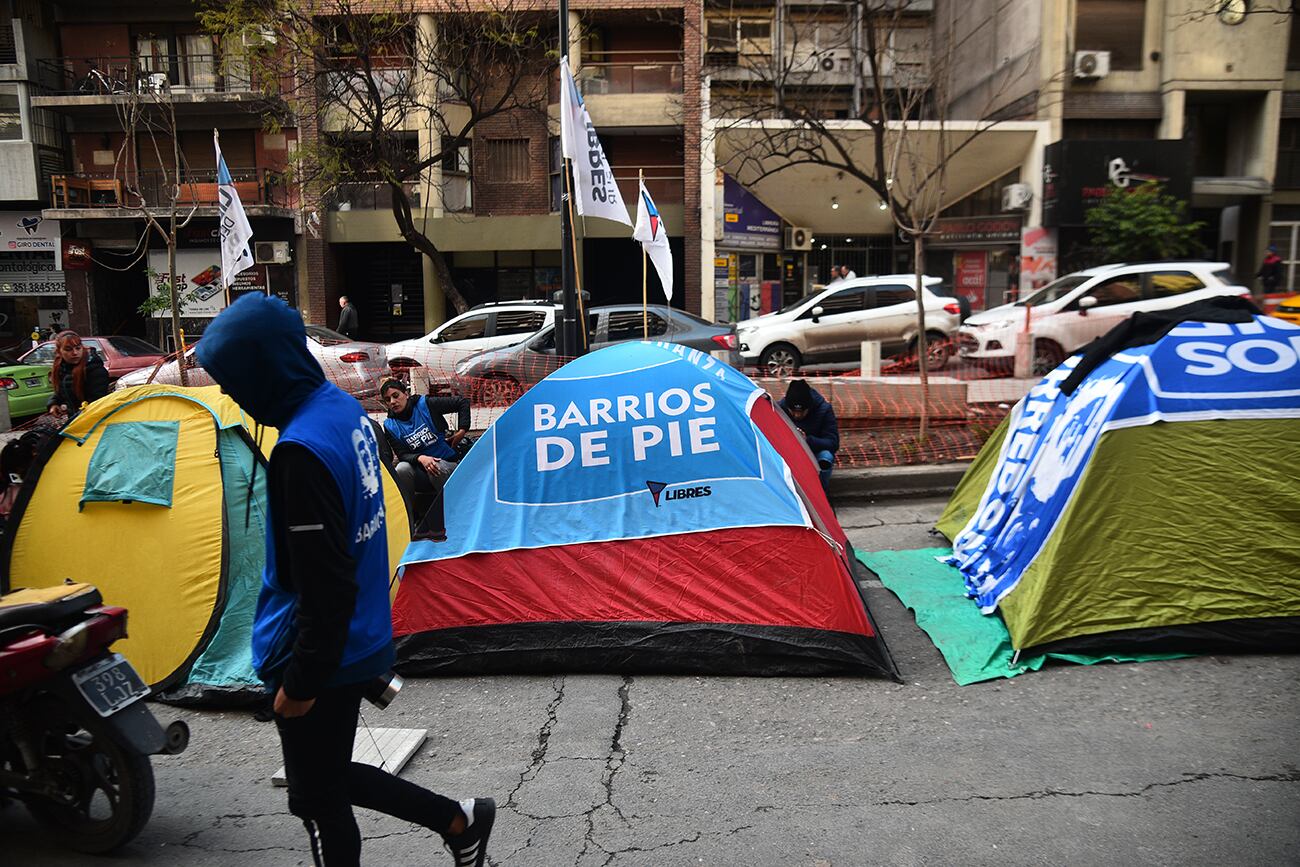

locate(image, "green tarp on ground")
(857, 547), (1190, 685)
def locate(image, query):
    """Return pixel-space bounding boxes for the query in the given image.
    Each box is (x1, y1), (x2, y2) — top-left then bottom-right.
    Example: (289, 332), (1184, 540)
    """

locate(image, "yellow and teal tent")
(1, 385), (410, 702)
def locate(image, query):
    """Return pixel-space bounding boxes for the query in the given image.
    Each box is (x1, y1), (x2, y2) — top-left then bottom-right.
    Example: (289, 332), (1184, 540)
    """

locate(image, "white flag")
(215, 130), (254, 289)
(558, 57), (632, 226)
(633, 179), (673, 302)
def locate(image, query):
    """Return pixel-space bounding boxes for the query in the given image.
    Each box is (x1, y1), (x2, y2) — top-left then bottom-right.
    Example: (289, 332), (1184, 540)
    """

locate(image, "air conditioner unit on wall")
(254, 240), (291, 264)
(785, 226), (813, 251)
(1002, 183), (1032, 212)
(1073, 50), (1110, 80)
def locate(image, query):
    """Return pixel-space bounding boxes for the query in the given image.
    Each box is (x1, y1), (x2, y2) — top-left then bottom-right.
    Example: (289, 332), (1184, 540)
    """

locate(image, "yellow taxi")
(1272, 295), (1300, 325)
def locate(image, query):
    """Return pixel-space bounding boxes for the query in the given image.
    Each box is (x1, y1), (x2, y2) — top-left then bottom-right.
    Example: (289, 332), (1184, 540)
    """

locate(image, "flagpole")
(558, 1), (581, 358)
(640, 169), (648, 339)
(563, 163), (588, 352)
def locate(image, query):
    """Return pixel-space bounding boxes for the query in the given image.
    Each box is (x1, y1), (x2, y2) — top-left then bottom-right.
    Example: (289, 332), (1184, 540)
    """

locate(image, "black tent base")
(396, 620), (899, 680)
(1025, 616), (1300, 659)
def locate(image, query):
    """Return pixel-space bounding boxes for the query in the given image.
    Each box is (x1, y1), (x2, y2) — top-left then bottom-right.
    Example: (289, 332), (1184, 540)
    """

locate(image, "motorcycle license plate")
(72, 654), (149, 717)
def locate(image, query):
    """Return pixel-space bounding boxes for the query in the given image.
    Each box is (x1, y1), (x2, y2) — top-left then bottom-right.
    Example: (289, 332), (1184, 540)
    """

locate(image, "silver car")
(452, 305), (739, 405)
(114, 325), (389, 406)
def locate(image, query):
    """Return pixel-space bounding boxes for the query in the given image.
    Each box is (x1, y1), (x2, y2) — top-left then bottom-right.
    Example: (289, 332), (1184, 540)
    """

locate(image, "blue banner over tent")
(403, 342), (809, 564)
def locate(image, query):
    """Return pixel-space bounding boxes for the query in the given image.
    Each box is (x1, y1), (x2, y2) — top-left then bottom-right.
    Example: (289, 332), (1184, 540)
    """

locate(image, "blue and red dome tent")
(392, 342), (898, 678)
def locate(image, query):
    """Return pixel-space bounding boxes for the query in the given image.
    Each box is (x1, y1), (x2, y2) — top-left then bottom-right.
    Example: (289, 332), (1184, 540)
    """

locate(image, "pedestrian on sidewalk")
(196, 294), (495, 867)
(1257, 245), (1283, 295)
(337, 295), (360, 338)
(780, 378), (839, 493)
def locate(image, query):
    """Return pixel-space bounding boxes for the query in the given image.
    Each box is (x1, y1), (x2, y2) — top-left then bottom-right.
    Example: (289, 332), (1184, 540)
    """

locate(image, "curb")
(828, 462), (971, 503)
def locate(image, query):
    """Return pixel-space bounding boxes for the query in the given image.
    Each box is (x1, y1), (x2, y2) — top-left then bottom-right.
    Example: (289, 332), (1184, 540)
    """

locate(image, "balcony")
(553, 52), (685, 128)
(46, 167), (294, 219)
(32, 55), (273, 116)
(325, 179), (424, 211)
(612, 165), (684, 206)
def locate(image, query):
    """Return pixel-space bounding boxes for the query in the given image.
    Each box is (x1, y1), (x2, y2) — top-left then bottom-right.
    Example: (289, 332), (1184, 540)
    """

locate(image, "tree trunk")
(913, 232), (928, 442)
(168, 238), (187, 387)
(387, 180), (469, 316)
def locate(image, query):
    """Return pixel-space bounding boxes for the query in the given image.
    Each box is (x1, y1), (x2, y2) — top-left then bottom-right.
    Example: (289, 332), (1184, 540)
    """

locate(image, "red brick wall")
(472, 108), (552, 216)
(59, 24), (131, 61)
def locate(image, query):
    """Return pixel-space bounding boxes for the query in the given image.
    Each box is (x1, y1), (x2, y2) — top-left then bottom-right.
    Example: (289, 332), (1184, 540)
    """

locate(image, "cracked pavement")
(6, 498), (1298, 865)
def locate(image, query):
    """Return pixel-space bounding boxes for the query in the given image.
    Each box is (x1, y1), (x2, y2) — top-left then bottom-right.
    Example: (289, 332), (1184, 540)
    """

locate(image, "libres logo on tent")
(493, 361), (764, 506)
(645, 480), (712, 507)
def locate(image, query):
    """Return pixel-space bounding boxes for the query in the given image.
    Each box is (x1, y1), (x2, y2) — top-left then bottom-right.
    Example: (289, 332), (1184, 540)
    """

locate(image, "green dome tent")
(938, 301), (1300, 655)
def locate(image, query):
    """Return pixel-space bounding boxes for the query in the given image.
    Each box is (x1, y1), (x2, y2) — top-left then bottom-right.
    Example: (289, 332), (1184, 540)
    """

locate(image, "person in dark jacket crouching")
(196, 294), (495, 867)
(779, 378), (840, 492)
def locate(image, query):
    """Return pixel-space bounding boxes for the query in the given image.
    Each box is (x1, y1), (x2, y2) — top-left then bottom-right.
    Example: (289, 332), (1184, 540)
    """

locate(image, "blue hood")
(196, 294), (325, 428)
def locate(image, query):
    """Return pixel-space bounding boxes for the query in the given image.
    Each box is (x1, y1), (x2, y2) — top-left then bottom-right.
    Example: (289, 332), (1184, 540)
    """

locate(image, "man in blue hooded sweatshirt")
(197, 294), (494, 867)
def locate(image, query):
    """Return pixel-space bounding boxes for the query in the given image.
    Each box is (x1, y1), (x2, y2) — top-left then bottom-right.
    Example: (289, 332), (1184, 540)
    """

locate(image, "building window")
(0, 21), (15, 65)
(1290, 12), (1300, 71)
(485, 137), (530, 182)
(441, 138), (472, 212)
(1269, 222), (1299, 292)
(1074, 0), (1146, 71)
(0, 85), (21, 141)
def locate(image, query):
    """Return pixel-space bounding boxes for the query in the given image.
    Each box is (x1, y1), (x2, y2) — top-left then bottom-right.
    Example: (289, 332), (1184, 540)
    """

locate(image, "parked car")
(957, 261), (1251, 375)
(452, 305), (738, 405)
(114, 326), (389, 402)
(21, 335), (165, 382)
(386, 301), (560, 378)
(1271, 294), (1300, 325)
(0, 351), (54, 419)
(734, 275), (962, 375)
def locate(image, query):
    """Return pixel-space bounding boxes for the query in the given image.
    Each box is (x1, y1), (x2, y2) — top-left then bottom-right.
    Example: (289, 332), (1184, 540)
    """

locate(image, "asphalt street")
(5, 497), (1298, 866)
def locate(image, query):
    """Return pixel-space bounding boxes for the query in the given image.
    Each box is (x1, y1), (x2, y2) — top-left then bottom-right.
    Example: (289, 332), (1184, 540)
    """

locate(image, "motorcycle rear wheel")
(20, 695), (156, 854)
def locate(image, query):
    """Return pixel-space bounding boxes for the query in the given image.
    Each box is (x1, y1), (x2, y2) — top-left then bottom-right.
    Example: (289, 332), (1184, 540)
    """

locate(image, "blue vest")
(383, 396), (456, 460)
(251, 382), (394, 687)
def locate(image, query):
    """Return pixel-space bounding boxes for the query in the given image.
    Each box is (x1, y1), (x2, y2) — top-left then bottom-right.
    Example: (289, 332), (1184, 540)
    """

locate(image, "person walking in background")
(48, 330), (110, 421)
(195, 294), (495, 867)
(337, 295), (359, 338)
(1257, 245), (1283, 295)
(779, 379), (840, 494)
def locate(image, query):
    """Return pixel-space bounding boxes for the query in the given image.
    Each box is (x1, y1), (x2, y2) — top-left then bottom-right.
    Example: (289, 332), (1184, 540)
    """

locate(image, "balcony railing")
(612, 166), (684, 206)
(326, 179), (423, 212)
(50, 168), (289, 209)
(551, 51), (684, 101)
(36, 55), (268, 97)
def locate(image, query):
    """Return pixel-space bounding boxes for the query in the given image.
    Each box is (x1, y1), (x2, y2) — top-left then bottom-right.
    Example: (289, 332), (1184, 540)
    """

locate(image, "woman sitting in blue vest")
(379, 379), (471, 540)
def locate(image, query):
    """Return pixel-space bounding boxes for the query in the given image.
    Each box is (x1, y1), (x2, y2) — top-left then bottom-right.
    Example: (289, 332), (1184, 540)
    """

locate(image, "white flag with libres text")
(558, 57), (631, 226)
(215, 130), (254, 289)
(633, 179), (672, 302)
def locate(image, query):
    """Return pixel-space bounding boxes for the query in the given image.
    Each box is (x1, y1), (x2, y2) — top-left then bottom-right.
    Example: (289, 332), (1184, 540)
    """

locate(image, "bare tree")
(706, 0), (1034, 439)
(202, 0), (551, 315)
(99, 74), (201, 384)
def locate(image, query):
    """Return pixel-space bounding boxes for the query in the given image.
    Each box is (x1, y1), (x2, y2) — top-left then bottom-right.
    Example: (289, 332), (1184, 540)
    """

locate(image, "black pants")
(275, 683), (461, 866)
(392, 461), (448, 533)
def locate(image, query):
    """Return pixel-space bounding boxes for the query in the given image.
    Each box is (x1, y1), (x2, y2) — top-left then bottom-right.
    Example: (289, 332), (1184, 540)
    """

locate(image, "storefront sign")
(147, 249), (267, 318)
(954, 251), (987, 309)
(722, 175), (782, 251)
(928, 216), (1022, 246)
(1041, 140), (1192, 227)
(1020, 227), (1057, 294)
(62, 239), (93, 271)
(0, 212), (66, 295)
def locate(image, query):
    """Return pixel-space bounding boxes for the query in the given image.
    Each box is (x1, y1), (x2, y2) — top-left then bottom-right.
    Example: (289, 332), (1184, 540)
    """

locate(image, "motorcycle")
(0, 582), (188, 854)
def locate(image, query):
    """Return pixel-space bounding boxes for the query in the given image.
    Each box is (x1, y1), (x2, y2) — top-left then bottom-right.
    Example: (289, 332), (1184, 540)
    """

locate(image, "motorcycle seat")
(0, 583), (102, 633)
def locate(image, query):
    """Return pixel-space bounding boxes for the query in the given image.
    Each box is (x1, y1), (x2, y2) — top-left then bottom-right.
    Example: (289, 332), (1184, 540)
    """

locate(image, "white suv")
(957, 261), (1250, 375)
(735, 275), (963, 374)
(386, 301), (559, 378)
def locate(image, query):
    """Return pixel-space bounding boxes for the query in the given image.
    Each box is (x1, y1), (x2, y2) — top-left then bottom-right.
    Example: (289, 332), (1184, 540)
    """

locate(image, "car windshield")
(108, 336), (163, 356)
(305, 325), (352, 345)
(1015, 274), (1092, 307)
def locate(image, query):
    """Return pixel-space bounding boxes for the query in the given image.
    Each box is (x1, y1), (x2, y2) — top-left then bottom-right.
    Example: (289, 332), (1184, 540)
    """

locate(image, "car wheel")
(910, 332), (952, 372)
(476, 375), (522, 407)
(1033, 340), (1066, 376)
(759, 343), (802, 377)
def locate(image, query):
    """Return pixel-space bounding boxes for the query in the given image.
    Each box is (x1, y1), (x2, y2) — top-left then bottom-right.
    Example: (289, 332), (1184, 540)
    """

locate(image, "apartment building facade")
(934, 0), (1296, 293)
